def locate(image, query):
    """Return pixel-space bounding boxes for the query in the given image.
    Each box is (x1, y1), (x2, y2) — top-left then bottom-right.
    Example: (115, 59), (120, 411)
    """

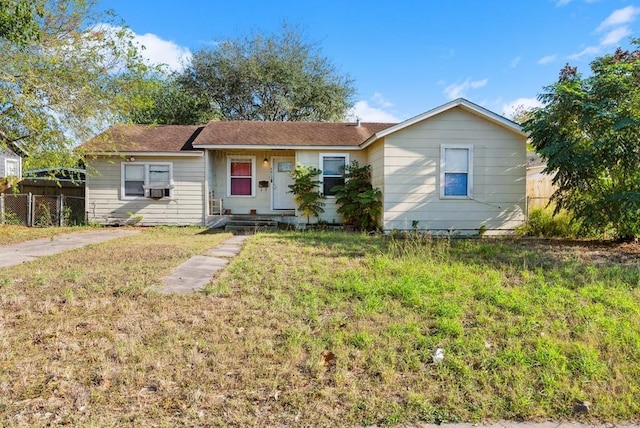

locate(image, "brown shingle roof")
(80, 121), (397, 153)
(193, 121), (395, 147)
(79, 124), (204, 153)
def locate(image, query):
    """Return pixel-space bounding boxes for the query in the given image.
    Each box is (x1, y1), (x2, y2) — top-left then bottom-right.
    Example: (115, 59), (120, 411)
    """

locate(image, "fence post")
(58, 194), (64, 226)
(0, 193), (4, 225)
(27, 192), (33, 227)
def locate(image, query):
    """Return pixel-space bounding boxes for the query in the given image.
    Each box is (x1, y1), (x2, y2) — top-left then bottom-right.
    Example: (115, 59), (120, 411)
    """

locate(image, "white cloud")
(348, 101), (400, 122)
(600, 26), (631, 46)
(347, 92), (400, 122)
(92, 24), (191, 72)
(556, 0), (572, 6)
(568, 45), (601, 60)
(567, 5), (638, 61)
(443, 78), (488, 99)
(596, 6), (640, 32)
(510, 56), (521, 68)
(537, 54), (557, 65)
(501, 97), (543, 119)
(132, 32), (192, 71)
(371, 92), (393, 108)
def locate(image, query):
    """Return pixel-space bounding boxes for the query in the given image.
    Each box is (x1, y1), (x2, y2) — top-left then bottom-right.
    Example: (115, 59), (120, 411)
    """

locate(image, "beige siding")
(296, 149), (365, 225)
(380, 107), (526, 234)
(209, 150), (295, 215)
(367, 139), (385, 228)
(85, 155), (206, 226)
(208, 148), (362, 224)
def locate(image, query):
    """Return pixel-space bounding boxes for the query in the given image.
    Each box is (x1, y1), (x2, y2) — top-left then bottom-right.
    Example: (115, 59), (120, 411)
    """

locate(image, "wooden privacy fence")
(0, 193), (85, 226)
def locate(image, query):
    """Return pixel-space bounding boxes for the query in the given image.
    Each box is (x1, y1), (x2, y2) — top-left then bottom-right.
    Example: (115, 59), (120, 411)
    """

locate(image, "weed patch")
(1, 229), (639, 425)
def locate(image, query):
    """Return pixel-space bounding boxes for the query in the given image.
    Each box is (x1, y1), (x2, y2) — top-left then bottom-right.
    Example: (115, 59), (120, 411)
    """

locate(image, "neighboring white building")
(81, 98), (527, 234)
(0, 145), (23, 193)
(0, 147), (22, 180)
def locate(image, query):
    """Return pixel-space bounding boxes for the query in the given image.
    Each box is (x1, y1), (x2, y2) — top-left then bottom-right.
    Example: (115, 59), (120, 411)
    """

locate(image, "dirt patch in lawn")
(517, 238), (640, 266)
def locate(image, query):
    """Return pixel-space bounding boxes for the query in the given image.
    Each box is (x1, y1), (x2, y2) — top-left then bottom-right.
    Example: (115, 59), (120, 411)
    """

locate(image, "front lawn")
(0, 225), (93, 245)
(0, 228), (639, 426)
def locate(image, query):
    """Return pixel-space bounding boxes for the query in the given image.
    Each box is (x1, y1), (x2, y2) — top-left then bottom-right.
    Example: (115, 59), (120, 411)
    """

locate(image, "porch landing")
(206, 213), (296, 233)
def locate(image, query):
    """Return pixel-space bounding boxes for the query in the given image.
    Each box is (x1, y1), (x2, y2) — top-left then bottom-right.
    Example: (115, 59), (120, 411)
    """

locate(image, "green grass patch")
(1, 229), (639, 425)
(518, 207), (581, 238)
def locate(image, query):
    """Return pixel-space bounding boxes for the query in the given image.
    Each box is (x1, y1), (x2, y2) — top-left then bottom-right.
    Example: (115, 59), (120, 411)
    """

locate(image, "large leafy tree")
(0, 0), (42, 44)
(124, 75), (216, 125)
(178, 25), (355, 122)
(524, 40), (640, 239)
(1, 0), (150, 169)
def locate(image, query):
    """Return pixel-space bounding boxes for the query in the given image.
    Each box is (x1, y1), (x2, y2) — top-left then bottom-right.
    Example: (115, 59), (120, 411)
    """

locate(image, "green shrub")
(518, 207), (581, 238)
(332, 161), (382, 231)
(289, 164), (325, 225)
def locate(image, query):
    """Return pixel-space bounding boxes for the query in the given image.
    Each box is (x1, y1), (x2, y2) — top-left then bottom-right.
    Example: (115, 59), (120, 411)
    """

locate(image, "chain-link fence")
(63, 196), (85, 226)
(1, 193), (29, 225)
(0, 193), (86, 226)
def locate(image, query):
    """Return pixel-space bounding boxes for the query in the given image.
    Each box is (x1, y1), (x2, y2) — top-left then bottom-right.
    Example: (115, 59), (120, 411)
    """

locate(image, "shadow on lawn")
(279, 231), (640, 284)
(455, 237), (640, 270)
(197, 228), (640, 285)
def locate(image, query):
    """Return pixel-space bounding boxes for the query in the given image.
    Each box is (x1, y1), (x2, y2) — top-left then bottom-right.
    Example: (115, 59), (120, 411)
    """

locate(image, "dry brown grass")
(1, 228), (639, 426)
(0, 225), (93, 245)
(0, 226), (236, 426)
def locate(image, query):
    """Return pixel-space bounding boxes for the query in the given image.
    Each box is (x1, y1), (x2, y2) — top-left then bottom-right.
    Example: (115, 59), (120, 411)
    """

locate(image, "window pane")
(125, 164), (144, 180)
(444, 173), (468, 196)
(445, 149), (468, 171)
(125, 181), (145, 196)
(323, 177), (344, 196)
(149, 164), (170, 185)
(323, 156), (345, 176)
(231, 160), (252, 176)
(6, 160), (19, 176)
(231, 177), (252, 195)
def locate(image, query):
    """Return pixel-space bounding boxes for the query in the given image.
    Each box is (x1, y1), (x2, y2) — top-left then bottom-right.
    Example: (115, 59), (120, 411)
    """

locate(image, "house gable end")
(361, 98), (525, 149)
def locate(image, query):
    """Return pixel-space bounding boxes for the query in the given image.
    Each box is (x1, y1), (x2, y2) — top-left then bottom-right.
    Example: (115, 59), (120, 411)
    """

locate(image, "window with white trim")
(320, 153), (349, 196)
(121, 162), (172, 198)
(227, 156), (255, 197)
(5, 158), (20, 177)
(440, 145), (473, 198)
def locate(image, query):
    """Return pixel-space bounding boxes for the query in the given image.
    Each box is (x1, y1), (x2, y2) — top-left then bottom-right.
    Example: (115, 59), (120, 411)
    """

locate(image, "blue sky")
(100, 0), (639, 122)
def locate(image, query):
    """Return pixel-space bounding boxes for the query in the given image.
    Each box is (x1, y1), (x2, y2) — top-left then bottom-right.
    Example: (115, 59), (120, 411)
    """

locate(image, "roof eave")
(193, 144), (362, 150)
(84, 151), (204, 157)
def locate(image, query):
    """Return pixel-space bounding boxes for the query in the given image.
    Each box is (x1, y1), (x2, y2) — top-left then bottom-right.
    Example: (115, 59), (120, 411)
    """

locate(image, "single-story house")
(80, 98), (527, 234)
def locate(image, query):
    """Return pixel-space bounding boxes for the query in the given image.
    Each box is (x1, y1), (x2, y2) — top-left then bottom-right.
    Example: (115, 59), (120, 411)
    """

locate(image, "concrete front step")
(225, 224), (278, 233)
(225, 215), (279, 233)
(226, 220), (278, 227)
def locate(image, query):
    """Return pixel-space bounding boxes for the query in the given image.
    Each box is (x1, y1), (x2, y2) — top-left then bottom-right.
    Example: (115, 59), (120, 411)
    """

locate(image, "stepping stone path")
(157, 235), (250, 294)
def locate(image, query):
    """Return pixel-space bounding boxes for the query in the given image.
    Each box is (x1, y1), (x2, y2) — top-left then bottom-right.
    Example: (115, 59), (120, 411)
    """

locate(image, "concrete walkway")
(0, 229), (140, 269)
(157, 235), (250, 294)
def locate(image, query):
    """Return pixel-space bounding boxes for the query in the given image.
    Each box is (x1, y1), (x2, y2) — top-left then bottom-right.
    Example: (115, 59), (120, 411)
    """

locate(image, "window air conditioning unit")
(149, 188), (165, 199)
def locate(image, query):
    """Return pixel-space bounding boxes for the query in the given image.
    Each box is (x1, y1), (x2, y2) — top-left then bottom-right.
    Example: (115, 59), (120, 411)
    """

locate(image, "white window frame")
(120, 162), (173, 200)
(440, 144), (473, 199)
(227, 156), (256, 197)
(5, 158), (21, 177)
(319, 153), (350, 197)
